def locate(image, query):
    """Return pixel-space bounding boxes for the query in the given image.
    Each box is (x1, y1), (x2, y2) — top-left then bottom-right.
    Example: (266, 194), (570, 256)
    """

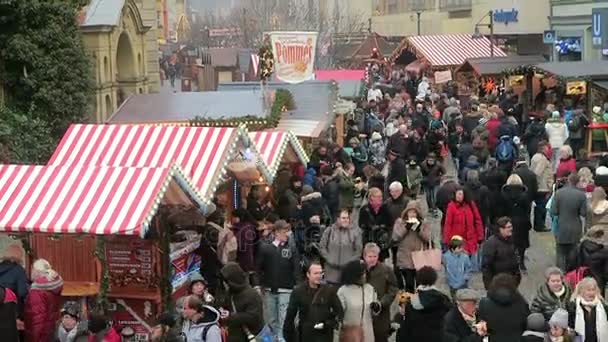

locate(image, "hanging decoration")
(233, 179), (239, 209)
(93, 237), (109, 314)
(484, 78), (497, 93)
(258, 43), (274, 81)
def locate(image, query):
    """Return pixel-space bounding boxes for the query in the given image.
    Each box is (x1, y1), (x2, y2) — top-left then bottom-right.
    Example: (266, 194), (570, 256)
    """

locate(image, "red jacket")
(486, 118), (501, 149)
(88, 327), (121, 342)
(443, 201), (483, 254)
(24, 275), (63, 342)
(556, 157), (577, 179)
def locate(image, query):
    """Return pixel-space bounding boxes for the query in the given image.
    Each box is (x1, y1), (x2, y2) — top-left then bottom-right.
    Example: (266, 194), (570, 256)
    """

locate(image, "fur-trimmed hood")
(301, 192), (322, 202)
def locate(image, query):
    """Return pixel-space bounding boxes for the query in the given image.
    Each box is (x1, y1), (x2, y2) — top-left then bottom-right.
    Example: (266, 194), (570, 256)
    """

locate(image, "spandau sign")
(493, 8), (519, 25)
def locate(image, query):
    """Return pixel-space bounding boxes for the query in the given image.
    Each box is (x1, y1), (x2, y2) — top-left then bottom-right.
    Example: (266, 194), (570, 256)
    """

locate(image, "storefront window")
(555, 38), (582, 61)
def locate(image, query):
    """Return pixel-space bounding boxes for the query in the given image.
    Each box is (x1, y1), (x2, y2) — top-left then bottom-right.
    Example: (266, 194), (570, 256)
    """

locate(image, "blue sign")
(493, 8), (519, 25)
(543, 30), (556, 44)
(592, 8), (608, 48)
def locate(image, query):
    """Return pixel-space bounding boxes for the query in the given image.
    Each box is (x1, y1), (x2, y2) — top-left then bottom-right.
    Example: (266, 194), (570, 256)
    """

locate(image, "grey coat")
(319, 224), (363, 284)
(550, 185), (587, 244)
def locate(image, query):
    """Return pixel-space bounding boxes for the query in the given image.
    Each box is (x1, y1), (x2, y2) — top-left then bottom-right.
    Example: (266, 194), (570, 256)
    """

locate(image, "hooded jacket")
(398, 287), (452, 342)
(182, 305), (222, 342)
(481, 233), (519, 289)
(319, 224), (363, 284)
(545, 120), (568, 149)
(301, 191), (325, 225)
(530, 282), (572, 321)
(500, 184), (533, 250)
(478, 286), (529, 342)
(220, 263), (264, 342)
(392, 209), (431, 270)
(0, 260), (28, 318)
(25, 273), (64, 342)
(573, 228), (608, 283)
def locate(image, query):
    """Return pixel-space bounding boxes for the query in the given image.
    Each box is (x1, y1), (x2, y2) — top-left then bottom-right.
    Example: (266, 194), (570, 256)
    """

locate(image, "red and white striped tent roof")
(48, 124), (271, 202)
(0, 164), (207, 236)
(249, 131), (309, 180)
(392, 34), (506, 67)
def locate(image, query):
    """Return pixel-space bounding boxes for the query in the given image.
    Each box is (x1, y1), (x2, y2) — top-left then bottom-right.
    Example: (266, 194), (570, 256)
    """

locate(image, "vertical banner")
(269, 31), (318, 84)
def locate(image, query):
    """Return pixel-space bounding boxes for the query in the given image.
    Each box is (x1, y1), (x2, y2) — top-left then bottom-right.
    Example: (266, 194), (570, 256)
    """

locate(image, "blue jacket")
(303, 167), (317, 188)
(442, 250), (471, 289)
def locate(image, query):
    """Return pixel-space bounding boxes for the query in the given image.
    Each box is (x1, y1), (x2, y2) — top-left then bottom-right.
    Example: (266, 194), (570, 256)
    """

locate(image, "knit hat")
(526, 313), (548, 332)
(549, 308), (569, 329)
(371, 132), (382, 141)
(60, 301), (80, 319)
(302, 185), (314, 196)
(188, 273), (208, 291)
(551, 110), (560, 119)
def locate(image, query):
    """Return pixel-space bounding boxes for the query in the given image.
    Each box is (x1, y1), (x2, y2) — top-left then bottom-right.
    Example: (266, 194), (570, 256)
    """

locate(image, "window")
(440, 0), (472, 11)
(387, 0), (398, 13)
(409, 0), (434, 11)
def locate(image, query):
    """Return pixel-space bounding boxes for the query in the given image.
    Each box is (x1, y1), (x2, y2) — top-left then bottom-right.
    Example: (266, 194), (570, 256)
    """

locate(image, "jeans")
(534, 192), (549, 230)
(398, 268), (417, 292)
(264, 291), (291, 342)
(470, 245), (482, 273)
(425, 185), (438, 210)
(556, 243), (575, 272)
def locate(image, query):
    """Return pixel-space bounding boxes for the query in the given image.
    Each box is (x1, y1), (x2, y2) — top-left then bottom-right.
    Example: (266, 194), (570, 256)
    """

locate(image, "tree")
(0, 107), (55, 164)
(0, 0), (94, 139)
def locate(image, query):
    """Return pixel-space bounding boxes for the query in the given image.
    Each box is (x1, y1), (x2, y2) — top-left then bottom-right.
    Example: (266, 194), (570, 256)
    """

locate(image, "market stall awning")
(249, 131), (309, 180)
(48, 124), (272, 201)
(0, 164), (207, 236)
(276, 119), (327, 138)
(533, 61), (608, 80)
(457, 55), (546, 76)
(315, 70), (365, 81)
(391, 34), (506, 67)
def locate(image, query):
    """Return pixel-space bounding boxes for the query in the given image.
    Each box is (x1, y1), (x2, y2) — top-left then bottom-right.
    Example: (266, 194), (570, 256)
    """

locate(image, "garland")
(93, 236), (109, 314)
(258, 44), (274, 81)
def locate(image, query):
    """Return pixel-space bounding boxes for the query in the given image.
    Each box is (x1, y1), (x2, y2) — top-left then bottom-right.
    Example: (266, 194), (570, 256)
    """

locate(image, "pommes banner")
(269, 31), (318, 84)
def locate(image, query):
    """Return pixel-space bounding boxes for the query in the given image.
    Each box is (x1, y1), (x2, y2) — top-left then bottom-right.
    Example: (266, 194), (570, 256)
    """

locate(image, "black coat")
(421, 162), (445, 187)
(396, 289), (452, 342)
(566, 300), (608, 342)
(301, 192), (326, 225)
(499, 184), (533, 250)
(524, 120), (547, 158)
(478, 287), (529, 342)
(513, 165), (539, 202)
(482, 234), (520, 289)
(0, 287), (18, 342)
(358, 204), (391, 250)
(387, 135), (411, 161)
(572, 239), (608, 287)
(0, 261), (27, 319)
(480, 168), (509, 223)
(388, 158), (408, 188)
(442, 307), (484, 342)
(385, 195), (409, 228)
(464, 180), (491, 225)
(283, 284), (343, 342)
(322, 178), (340, 219)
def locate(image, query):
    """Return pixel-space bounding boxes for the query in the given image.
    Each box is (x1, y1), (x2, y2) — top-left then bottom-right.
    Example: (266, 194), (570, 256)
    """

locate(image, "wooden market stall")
(0, 164), (211, 340)
(249, 130), (309, 182)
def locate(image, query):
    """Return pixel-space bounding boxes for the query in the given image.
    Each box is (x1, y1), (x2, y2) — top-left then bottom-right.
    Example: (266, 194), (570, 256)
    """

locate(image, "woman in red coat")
(443, 187), (484, 255)
(555, 145), (577, 179)
(24, 259), (63, 342)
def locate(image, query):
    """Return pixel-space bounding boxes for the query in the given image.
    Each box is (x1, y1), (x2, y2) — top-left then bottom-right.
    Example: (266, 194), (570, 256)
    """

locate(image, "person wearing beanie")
(442, 235), (472, 300)
(547, 309), (574, 342)
(521, 313), (549, 342)
(25, 259), (64, 342)
(369, 131), (387, 170)
(54, 302), (88, 342)
(175, 273), (215, 330)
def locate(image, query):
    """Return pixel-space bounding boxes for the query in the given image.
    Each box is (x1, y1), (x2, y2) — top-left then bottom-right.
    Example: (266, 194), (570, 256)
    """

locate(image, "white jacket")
(544, 121), (568, 149)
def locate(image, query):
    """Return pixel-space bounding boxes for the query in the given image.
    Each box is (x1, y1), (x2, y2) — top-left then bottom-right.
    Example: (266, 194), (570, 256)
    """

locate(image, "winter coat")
(283, 284), (343, 342)
(421, 161), (445, 188)
(337, 284), (378, 342)
(529, 283), (572, 321)
(436, 181), (460, 215)
(574, 235), (608, 286)
(556, 157), (577, 179)
(498, 119), (517, 140)
(385, 194), (410, 229)
(25, 274), (64, 342)
(182, 306), (222, 342)
(88, 327), (121, 342)
(369, 140), (387, 169)
(486, 118), (502, 149)
(442, 306), (484, 342)
(406, 165), (423, 194)
(463, 113), (483, 138)
(478, 286), (529, 342)
(54, 321), (89, 342)
(524, 120), (547, 158)
(219, 263), (264, 342)
(303, 167), (318, 189)
(443, 250), (472, 290)
(232, 222), (258, 273)
(481, 233), (520, 289)
(392, 218), (431, 269)
(309, 149), (330, 173)
(566, 298), (608, 342)
(338, 171), (355, 209)
(358, 204), (391, 249)
(0, 287), (18, 342)
(256, 239), (300, 291)
(397, 288), (452, 342)
(301, 192), (325, 225)
(388, 158), (408, 188)
(387, 135), (411, 161)
(444, 201), (484, 254)
(545, 120), (568, 149)
(566, 113), (589, 140)
(366, 263), (398, 337)
(322, 177), (341, 218)
(587, 200), (608, 229)
(514, 165), (539, 202)
(550, 185), (587, 244)
(530, 153), (554, 192)
(0, 261), (28, 319)
(499, 184), (533, 250)
(319, 224), (363, 284)
(278, 188), (300, 220)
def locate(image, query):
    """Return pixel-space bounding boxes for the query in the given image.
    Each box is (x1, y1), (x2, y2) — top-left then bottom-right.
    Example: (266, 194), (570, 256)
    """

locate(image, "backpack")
(567, 116), (581, 132)
(496, 136), (515, 162)
(201, 323), (226, 342)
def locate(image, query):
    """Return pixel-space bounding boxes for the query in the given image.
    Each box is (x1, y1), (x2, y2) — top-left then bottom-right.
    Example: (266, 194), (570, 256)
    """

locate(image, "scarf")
(57, 325), (78, 342)
(553, 286), (566, 298)
(550, 336), (564, 342)
(574, 297), (608, 342)
(458, 307), (477, 332)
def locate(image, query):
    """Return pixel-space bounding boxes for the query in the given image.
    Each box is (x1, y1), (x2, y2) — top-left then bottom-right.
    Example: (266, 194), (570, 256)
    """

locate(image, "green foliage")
(0, 107), (56, 164)
(0, 0), (94, 138)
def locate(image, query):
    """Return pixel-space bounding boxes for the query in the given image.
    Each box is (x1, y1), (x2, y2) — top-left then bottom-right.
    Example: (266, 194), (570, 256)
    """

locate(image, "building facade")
(372, 0), (551, 55)
(80, 0), (160, 123)
(550, 0), (608, 62)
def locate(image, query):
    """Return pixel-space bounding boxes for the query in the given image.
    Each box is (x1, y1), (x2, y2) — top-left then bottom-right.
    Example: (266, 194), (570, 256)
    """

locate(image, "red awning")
(249, 131), (309, 180)
(400, 34), (506, 67)
(0, 165), (206, 236)
(315, 70), (365, 81)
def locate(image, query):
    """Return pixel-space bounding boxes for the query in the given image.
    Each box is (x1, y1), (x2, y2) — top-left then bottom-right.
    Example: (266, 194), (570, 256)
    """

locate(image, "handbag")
(339, 286), (365, 342)
(411, 241), (442, 271)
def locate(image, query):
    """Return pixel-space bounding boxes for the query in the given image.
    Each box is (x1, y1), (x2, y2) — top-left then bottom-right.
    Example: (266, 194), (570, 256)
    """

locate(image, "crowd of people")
(1, 77), (608, 342)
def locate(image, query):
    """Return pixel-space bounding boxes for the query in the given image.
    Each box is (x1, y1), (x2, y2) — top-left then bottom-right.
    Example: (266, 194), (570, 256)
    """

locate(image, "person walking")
(545, 110), (568, 171)
(283, 261), (343, 342)
(442, 289), (486, 342)
(530, 142), (554, 232)
(443, 236), (473, 300)
(556, 145), (577, 179)
(319, 209), (363, 285)
(566, 277), (608, 342)
(482, 217), (521, 289)
(443, 187), (484, 259)
(573, 227), (608, 298)
(521, 313), (550, 342)
(364, 243), (398, 342)
(24, 259), (64, 342)
(551, 173), (588, 271)
(499, 174), (533, 273)
(337, 260), (380, 342)
(256, 220), (301, 342)
(180, 295), (222, 342)
(478, 273), (529, 342)
(359, 187), (391, 260)
(529, 267), (572, 321)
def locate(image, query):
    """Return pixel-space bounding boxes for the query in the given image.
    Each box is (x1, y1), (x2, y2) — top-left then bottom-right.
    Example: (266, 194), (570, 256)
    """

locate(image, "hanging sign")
(566, 81), (587, 95)
(434, 70), (452, 84)
(269, 31), (318, 84)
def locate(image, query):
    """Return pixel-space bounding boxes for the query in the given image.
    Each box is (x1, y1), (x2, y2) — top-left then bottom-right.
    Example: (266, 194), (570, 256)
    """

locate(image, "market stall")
(0, 164), (211, 340)
(249, 130), (309, 183)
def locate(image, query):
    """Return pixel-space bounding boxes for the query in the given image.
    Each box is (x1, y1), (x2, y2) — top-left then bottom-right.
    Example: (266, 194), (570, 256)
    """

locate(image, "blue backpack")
(496, 136), (515, 162)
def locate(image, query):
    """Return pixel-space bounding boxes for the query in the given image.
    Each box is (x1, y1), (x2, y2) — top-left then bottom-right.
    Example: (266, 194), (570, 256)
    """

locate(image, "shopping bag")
(411, 242), (442, 271)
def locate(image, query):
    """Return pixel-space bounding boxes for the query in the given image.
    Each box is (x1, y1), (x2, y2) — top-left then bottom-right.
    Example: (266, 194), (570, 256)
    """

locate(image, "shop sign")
(269, 31), (318, 84)
(493, 8), (518, 25)
(105, 238), (155, 289)
(566, 81), (586, 95)
(434, 70), (452, 84)
(592, 8), (608, 48)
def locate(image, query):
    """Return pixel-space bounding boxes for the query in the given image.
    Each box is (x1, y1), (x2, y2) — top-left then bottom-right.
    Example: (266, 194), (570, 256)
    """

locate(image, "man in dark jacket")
(256, 221), (300, 342)
(385, 181), (409, 228)
(283, 261), (343, 342)
(364, 243), (398, 342)
(219, 263), (264, 342)
(387, 125), (411, 160)
(513, 159), (539, 203)
(387, 149), (407, 189)
(442, 289), (485, 342)
(278, 176), (302, 220)
(482, 217), (521, 289)
(550, 173), (588, 271)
